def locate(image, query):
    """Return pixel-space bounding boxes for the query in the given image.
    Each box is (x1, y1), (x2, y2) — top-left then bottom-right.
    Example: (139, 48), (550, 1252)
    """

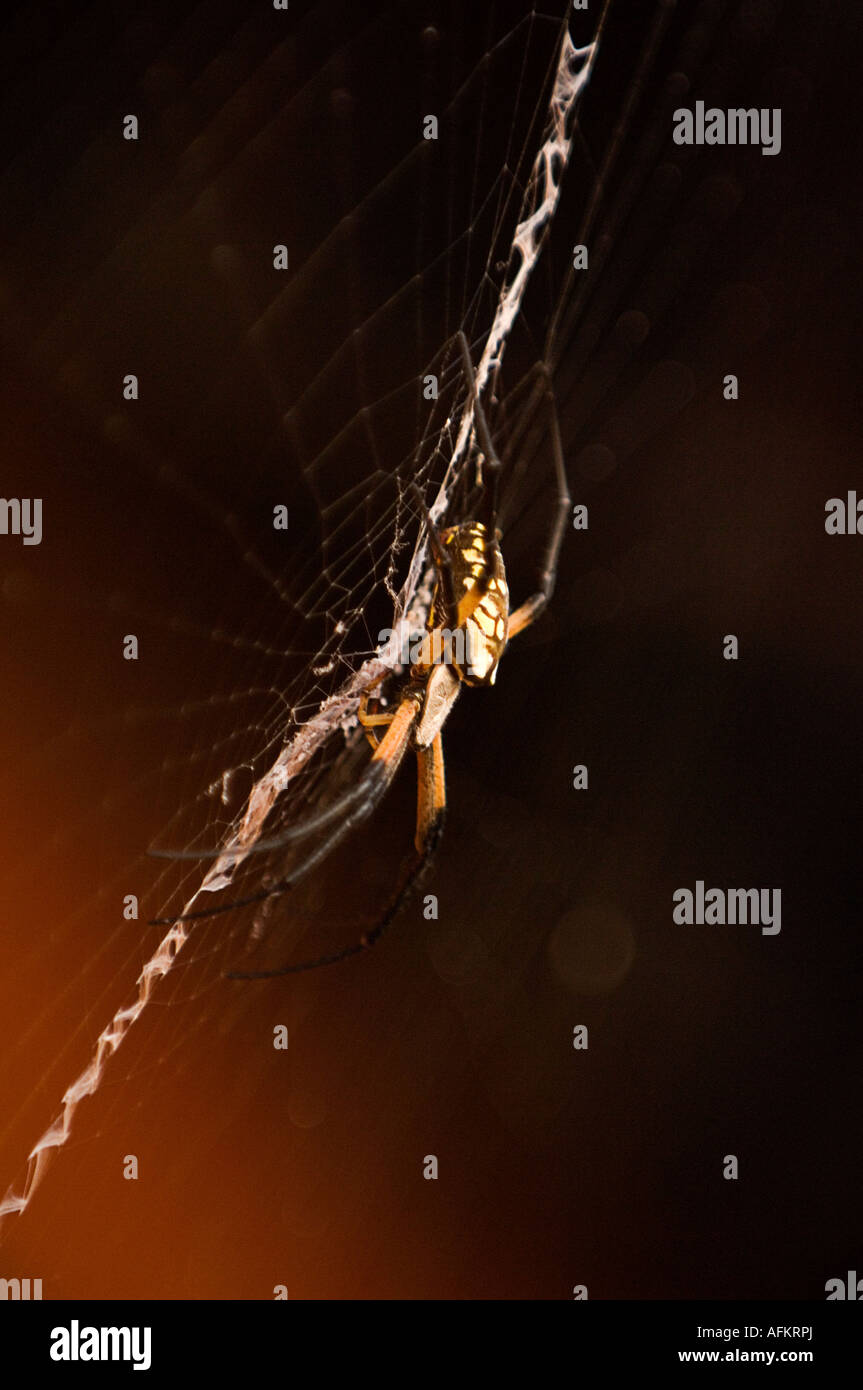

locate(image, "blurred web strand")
(0, 16), (600, 1236)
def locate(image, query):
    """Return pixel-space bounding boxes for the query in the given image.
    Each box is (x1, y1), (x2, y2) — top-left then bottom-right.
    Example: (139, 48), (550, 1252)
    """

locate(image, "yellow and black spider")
(151, 333), (569, 976)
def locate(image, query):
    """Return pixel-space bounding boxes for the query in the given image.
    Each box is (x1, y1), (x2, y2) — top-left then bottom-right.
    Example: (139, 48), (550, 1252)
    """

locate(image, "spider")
(150, 333), (569, 976)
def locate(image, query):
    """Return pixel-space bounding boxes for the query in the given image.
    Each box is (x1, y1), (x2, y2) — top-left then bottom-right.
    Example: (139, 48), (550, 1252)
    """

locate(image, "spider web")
(0, 0), (849, 1300)
(0, 0), (609, 1247)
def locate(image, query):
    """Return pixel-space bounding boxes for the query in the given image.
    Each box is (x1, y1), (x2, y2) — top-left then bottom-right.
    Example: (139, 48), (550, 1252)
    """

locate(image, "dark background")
(0, 0), (861, 1299)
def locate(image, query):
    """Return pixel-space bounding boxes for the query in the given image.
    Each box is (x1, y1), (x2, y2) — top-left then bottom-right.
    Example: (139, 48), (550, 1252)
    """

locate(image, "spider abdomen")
(436, 521), (509, 687)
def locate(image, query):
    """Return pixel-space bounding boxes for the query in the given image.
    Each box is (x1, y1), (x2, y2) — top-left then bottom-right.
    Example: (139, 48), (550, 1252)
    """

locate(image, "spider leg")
(358, 689), (396, 750)
(413, 729), (446, 854)
(506, 382), (570, 639)
(148, 696), (419, 925)
(148, 702), (409, 863)
(226, 733), (446, 978)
